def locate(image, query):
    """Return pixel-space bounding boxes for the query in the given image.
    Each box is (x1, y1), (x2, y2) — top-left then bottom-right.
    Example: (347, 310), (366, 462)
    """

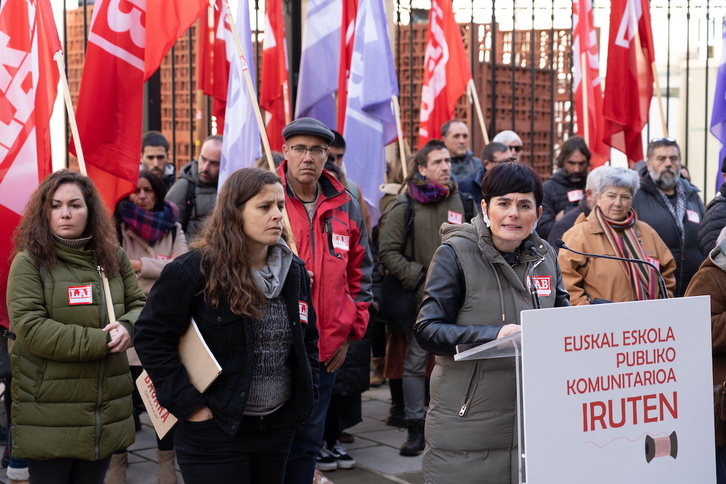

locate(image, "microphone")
(555, 239), (669, 300)
(524, 241), (544, 309)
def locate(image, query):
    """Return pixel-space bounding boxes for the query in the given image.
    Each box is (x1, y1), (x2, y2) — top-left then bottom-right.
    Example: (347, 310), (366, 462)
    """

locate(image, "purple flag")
(294, 0), (341, 129)
(218, 0), (261, 191)
(712, 19), (726, 192)
(343, 0), (399, 221)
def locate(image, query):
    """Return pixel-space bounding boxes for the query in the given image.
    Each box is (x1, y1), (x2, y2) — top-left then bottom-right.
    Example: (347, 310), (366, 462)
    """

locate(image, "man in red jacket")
(279, 118), (373, 484)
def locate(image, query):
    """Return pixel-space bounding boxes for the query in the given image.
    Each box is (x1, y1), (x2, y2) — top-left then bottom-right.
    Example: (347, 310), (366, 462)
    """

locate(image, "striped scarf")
(594, 206), (657, 300)
(119, 200), (179, 245)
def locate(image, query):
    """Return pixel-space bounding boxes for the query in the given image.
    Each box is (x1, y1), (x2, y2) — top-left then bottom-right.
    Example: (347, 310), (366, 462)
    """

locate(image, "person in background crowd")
(547, 165), (606, 252)
(440, 119), (481, 182)
(699, 156), (726, 255)
(141, 131), (176, 191)
(107, 170), (189, 484)
(558, 166), (676, 304)
(7, 170), (145, 484)
(378, 139), (468, 457)
(377, 155), (413, 430)
(166, 135), (222, 241)
(415, 162), (569, 483)
(134, 168), (319, 484)
(276, 118), (373, 484)
(538, 136), (591, 240)
(492, 130), (523, 161)
(327, 130), (371, 236)
(458, 142), (514, 208)
(631, 138), (706, 297)
(684, 226), (726, 484)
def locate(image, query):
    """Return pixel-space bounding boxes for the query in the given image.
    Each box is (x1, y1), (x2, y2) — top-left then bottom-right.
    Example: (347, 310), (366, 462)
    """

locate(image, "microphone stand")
(555, 239), (669, 300)
(524, 241), (545, 309)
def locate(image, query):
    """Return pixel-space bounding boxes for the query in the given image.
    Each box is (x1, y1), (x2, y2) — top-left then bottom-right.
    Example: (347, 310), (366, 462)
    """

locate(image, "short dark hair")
(409, 139), (448, 181)
(141, 131), (169, 153)
(646, 138), (681, 160)
(138, 170), (168, 211)
(440, 119), (465, 138)
(556, 136), (591, 169)
(482, 142), (510, 162)
(330, 130), (346, 150)
(481, 162), (544, 208)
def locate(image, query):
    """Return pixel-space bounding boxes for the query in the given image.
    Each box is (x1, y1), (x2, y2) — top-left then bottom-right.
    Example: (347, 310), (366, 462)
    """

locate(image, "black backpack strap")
(459, 191), (476, 224)
(183, 180), (196, 233)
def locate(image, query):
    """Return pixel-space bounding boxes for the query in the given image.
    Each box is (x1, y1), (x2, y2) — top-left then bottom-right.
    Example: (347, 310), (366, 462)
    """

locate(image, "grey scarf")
(654, 181), (687, 245)
(252, 239), (293, 299)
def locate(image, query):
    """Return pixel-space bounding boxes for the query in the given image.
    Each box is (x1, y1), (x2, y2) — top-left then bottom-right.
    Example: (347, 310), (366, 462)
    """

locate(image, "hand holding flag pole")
(221, 0), (297, 254)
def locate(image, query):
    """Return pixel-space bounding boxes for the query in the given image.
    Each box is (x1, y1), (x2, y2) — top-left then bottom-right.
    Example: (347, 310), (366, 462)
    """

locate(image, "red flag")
(573, 0), (609, 167)
(0, 0), (61, 328)
(72, 0), (206, 211)
(418, 0), (472, 148)
(336, 0), (358, 132)
(260, 0), (291, 151)
(198, 0), (230, 132)
(602, 0), (655, 164)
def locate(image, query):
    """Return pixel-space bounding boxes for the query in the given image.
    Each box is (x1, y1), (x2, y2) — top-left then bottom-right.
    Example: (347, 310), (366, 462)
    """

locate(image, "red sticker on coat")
(567, 190), (584, 202)
(686, 210), (700, 224)
(68, 285), (93, 305)
(299, 301), (309, 324)
(531, 276), (552, 297)
(448, 211), (463, 225)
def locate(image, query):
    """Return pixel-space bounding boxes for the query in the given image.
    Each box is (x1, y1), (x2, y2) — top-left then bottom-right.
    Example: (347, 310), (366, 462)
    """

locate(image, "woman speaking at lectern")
(414, 162), (570, 483)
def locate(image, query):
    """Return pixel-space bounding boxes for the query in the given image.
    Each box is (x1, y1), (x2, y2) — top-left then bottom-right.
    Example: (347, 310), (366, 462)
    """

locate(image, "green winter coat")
(6, 243), (146, 460)
(378, 191), (466, 297)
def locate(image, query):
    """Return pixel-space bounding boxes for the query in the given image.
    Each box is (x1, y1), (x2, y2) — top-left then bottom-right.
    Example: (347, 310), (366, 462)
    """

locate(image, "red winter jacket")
(278, 162), (373, 362)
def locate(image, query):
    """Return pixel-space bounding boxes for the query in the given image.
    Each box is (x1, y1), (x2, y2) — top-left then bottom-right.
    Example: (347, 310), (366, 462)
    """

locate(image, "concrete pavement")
(0, 383), (424, 483)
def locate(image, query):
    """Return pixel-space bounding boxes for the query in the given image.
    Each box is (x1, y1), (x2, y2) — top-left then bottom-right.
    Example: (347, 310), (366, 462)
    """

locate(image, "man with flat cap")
(279, 118), (373, 483)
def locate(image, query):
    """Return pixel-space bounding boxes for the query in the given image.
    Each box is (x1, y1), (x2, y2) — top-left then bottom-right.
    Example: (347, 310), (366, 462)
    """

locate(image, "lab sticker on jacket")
(68, 285), (93, 305)
(299, 301), (309, 324)
(447, 211), (463, 225)
(332, 234), (349, 251)
(686, 210), (700, 224)
(531, 276), (552, 297)
(567, 189), (584, 202)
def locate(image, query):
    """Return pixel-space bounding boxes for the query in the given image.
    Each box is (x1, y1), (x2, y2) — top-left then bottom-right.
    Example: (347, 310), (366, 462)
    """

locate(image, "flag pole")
(222, 0), (298, 254)
(580, 52), (590, 143)
(391, 95), (409, 180)
(55, 51), (87, 176)
(651, 60), (668, 137)
(467, 79), (489, 145)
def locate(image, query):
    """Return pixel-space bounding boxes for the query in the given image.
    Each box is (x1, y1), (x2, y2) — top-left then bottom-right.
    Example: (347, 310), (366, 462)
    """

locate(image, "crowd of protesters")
(4, 118), (726, 484)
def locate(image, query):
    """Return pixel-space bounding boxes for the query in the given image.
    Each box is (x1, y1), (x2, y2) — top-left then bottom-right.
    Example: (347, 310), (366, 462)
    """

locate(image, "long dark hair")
(191, 167), (284, 318)
(12, 169), (120, 274)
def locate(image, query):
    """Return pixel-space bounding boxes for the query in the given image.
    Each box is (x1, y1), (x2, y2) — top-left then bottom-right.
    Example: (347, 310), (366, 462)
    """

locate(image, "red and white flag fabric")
(198, 0), (230, 132)
(336, 0), (358, 132)
(418, 0), (472, 148)
(72, 0), (206, 211)
(260, 0), (291, 152)
(0, 0), (61, 328)
(602, 0), (655, 164)
(572, 0), (609, 167)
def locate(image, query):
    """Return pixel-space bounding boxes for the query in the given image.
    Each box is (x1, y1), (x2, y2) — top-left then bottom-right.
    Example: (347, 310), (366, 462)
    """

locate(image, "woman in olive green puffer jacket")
(6, 170), (146, 484)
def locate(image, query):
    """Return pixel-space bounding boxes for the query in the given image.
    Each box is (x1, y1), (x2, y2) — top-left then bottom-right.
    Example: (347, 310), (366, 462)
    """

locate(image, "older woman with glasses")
(558, 166), (676, 304)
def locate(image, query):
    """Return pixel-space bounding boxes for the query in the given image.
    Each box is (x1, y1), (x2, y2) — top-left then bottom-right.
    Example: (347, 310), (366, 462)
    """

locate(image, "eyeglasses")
(288, 145), (328, 157)
(508, 145), (523, 152)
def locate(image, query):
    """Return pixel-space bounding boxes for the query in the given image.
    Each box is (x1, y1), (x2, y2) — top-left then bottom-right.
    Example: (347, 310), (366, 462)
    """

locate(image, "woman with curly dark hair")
(134, 167), (319, 484)
(6, 169), (146, 484)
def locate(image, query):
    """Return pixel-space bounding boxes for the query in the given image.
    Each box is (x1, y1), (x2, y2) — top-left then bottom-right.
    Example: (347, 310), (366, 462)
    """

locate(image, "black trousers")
(174, 405), (296, 484)
(28, 455), (111, 484)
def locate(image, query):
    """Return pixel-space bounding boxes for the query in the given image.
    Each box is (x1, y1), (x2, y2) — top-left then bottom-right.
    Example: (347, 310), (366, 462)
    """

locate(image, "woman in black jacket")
(134, 168), (319, 484)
